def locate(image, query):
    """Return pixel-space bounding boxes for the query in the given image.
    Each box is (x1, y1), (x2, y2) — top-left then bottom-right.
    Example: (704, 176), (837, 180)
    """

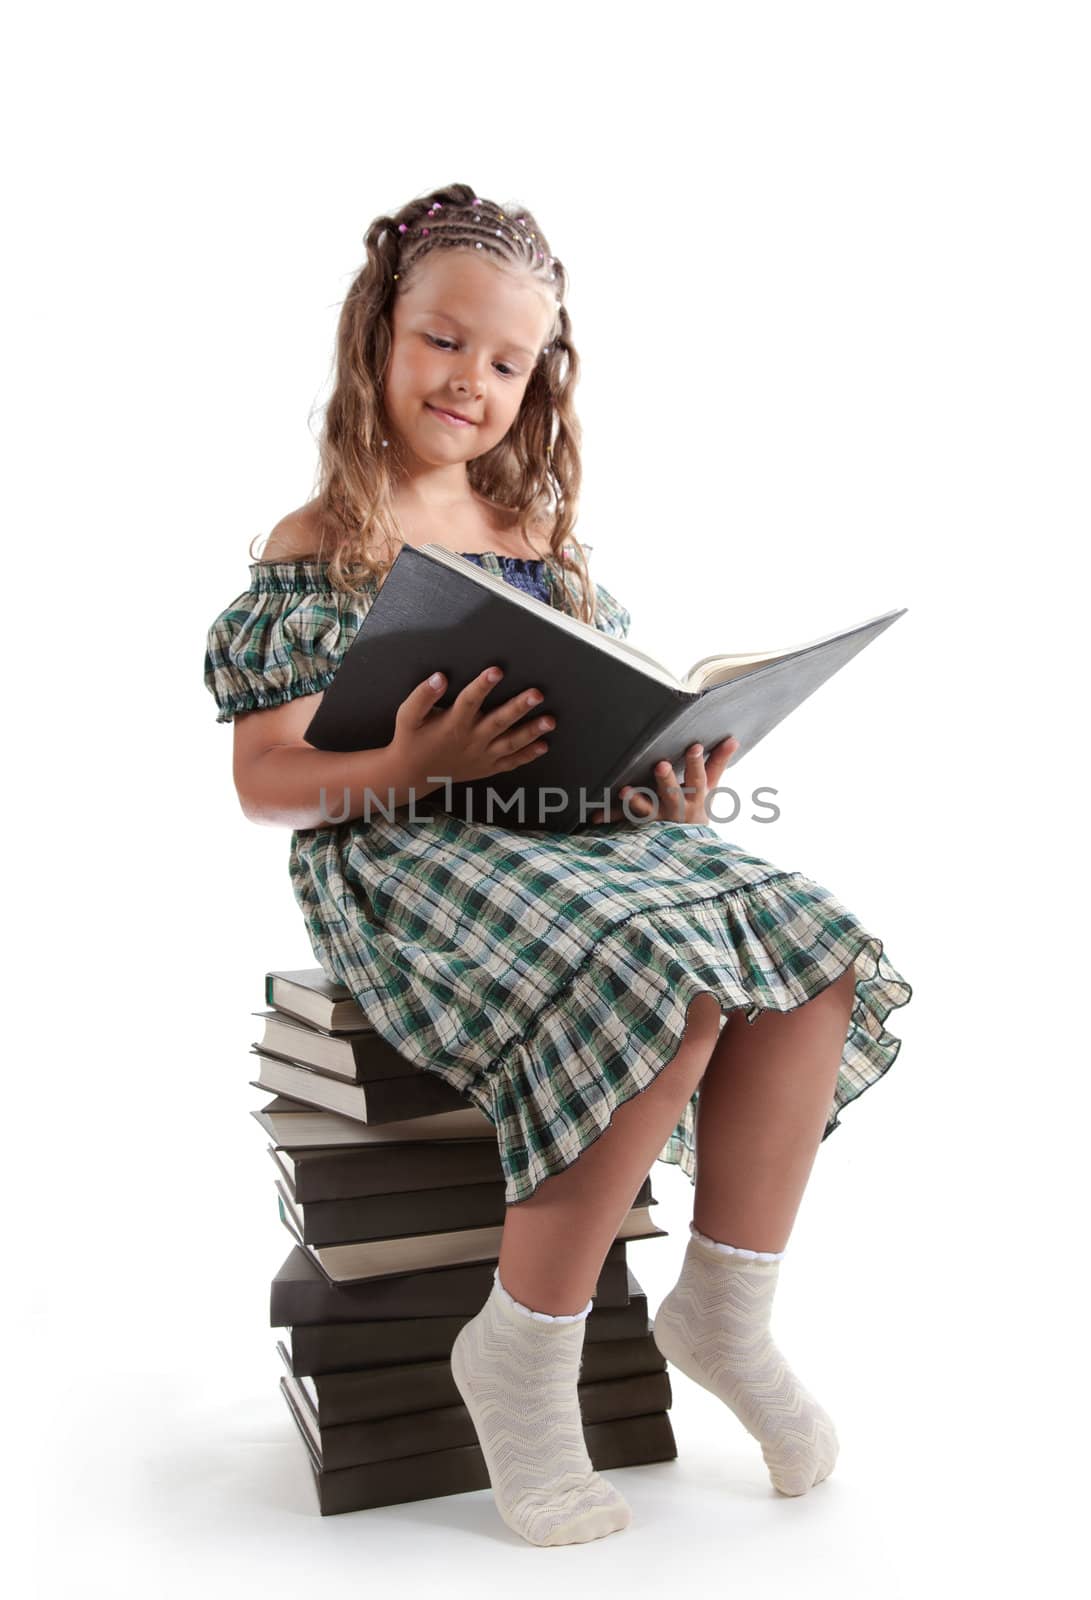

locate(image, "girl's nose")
(453, 364), (485, 392)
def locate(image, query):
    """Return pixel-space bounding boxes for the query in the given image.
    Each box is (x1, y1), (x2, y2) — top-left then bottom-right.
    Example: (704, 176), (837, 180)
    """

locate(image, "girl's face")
(383, 250), (556, 478)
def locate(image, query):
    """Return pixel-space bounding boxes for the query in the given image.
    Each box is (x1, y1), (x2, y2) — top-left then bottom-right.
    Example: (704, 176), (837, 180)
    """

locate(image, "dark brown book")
(284, 1265), (652, 1376)
(253, 1096), (496, 1149)
(281, 1377), (678, 1515)
(266, 969), (371, 1034)
(253, 1010), (420, 1085)
(267, 1138), (504, 1205)
(275, 1186), (666, 1287)
(273, 1173), (507, 1246)
(270, 1241), (632, 1328)
(285, 1328), (666, 1427)
(274, 1170), (652, 1249)
(250, 1051), (472, 1125)
(277, 1340), (672, 1469)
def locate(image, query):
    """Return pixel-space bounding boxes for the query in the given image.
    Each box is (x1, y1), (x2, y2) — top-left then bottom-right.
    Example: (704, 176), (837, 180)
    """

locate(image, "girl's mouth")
(427, 404), (475, 428)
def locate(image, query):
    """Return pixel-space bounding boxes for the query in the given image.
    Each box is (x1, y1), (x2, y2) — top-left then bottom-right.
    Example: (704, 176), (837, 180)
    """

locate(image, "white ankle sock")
(653, 1223), (839, 1496)
(450, 1269), (632, 1546)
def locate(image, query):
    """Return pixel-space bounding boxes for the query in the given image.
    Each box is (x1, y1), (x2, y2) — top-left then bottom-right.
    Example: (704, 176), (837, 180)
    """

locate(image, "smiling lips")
(428, 404), (476, 427)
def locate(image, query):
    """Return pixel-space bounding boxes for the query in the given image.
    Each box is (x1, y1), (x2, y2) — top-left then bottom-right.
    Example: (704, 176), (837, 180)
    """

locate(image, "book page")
(423, 549), (903, 701)
(681, 608), (909, 691)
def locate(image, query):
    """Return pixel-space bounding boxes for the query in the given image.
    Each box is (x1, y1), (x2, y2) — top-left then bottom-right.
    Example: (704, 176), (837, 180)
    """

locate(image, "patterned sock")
(652, 1222), (840, 1496)
(450, 1268), (632, 1546)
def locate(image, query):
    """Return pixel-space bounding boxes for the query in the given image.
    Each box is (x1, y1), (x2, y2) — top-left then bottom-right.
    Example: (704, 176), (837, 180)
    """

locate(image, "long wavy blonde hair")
(254, 181), (598, 624)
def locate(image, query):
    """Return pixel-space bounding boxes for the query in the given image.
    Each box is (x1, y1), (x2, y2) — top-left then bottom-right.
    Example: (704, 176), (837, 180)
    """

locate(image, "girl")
(204, 183), (913, 1548)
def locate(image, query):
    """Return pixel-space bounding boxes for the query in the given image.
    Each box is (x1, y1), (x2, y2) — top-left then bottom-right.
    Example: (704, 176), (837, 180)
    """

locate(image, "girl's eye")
(426, 335), (517, 378)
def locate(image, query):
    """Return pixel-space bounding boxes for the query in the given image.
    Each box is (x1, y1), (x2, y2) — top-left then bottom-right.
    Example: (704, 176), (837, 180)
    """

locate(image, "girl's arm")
(232, 691), (429, 828)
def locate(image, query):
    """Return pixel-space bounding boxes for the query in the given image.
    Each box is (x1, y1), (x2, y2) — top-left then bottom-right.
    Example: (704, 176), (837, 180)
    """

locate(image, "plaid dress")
(205, 545), (913, 1204)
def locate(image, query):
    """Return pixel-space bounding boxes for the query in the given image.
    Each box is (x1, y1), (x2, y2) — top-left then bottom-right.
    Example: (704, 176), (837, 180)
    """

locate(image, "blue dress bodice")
(458, 552), (550, 604)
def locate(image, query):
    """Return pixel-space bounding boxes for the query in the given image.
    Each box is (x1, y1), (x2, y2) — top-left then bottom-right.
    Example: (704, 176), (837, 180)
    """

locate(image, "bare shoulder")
(257, 500), (326, 562)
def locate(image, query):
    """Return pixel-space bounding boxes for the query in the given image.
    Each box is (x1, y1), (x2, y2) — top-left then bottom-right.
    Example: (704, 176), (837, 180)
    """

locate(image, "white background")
(9, 2), (1088, 1595)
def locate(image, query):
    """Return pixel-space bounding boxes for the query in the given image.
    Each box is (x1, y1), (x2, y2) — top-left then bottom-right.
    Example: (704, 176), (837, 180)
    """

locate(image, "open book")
(304, 544), (907, 834)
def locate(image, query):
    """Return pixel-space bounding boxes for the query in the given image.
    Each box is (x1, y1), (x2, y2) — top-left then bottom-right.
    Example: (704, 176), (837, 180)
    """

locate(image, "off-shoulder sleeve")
(591, 578), (633, 641)
(554, 543), (633, 640)
(203, 561), (374, 724)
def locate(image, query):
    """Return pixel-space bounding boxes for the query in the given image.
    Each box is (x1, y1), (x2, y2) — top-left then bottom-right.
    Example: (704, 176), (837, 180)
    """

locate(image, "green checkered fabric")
(205, 549), (913, 1204)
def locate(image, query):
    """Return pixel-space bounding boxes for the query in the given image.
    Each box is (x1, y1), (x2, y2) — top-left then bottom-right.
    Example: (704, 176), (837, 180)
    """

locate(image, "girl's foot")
(653, 1224), (839, 1495)
(451, 1269), (632, 1545)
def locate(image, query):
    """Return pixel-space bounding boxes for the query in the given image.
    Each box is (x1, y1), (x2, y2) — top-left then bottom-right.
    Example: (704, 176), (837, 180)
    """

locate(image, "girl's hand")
(583, 737), (740, 827)
(389, 667), (555, 796)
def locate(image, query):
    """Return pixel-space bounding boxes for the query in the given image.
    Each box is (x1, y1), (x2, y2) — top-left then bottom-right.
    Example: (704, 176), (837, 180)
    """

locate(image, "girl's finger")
(684, 744), (707, 792)
(654, 761), (685, 820)
(703, 745), (731, 779)
(619, 784), (654, 819)
(701, 737), (737, 779)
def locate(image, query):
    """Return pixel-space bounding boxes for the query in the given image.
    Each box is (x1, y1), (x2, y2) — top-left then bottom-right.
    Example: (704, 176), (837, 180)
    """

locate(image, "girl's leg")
(498, 990), (725, 1314)
(653, 965), (857, 1497)
(451, 992), (725, 1547)
(693, 962), (857, 1249)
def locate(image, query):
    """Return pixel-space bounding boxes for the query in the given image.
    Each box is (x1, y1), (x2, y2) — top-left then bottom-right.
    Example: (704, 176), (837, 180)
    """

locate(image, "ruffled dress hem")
(309, 858), (913, 1207)
(471, 883), (912, 1204)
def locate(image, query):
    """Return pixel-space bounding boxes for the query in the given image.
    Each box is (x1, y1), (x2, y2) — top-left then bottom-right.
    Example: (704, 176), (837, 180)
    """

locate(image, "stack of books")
(250, 967), (679, 1516)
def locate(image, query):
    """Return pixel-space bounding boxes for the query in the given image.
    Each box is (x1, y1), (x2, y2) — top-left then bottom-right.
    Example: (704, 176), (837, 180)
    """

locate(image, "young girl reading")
(204, 183), (913, 1548)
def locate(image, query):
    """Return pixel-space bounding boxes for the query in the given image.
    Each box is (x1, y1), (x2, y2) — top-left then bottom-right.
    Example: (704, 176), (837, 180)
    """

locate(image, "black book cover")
(290, 1326), (665, 1426)
(281, 1382), (678, 1515)
(275, 1192), (667, 1288)
(252, 1011), (435, 1085)
(267, 1137), (504, 1203)
(303, 543), (907, 834)
(270, 1239), (632, 1328)
(276, 1170), (652, 1247)
(249, 1051), (473, 1125)
(285, 1266), (651, 1376)
(278, 1175), (509, 1247)
(252, 1095), (495, 1148)
(278, 1335), (673, 1469)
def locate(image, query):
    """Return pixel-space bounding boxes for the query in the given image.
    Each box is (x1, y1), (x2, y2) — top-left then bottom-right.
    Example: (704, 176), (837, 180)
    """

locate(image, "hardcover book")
(265, 968), (372, 1034)
(250, 1052), (473, 1124)
(286, 1325), (664, 1425)
(272, 1173), (512, 1248)
(276, 1338), (672, 1469)
(269, 1240), (633, 1328)
(281, 1266), (654, 1376)
(281, 1378), (677, 1515)
(267, 1135), (504, 1204)
(275, 1172), (653, 1250)
(252, 1011), (417, 1084)
(302, 542), (907, 834)
(253, 1096), (496, 1148)
(276, 1194), (667, 1287)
